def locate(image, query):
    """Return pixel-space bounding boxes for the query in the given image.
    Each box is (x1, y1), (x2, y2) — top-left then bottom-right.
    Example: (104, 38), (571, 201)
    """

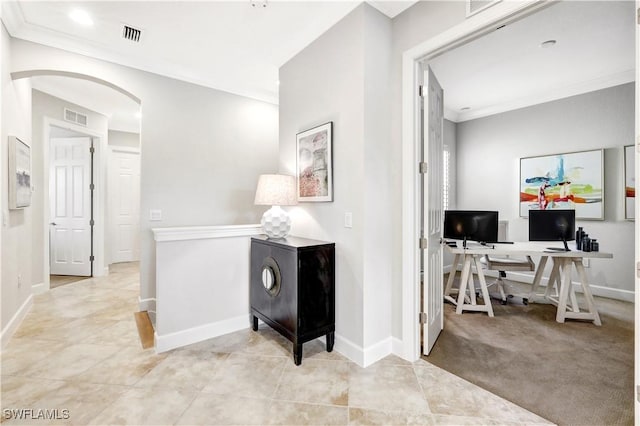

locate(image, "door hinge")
(419, 312), (427, 324)
(636, 261), (640, 279)
(89, 146), (95, 154)
(418, 85), (424, 97)
(419, 162), (427, 174)
(419, 237), (427, 250)
(89, 255), (95, 262)
(89, 183), (95, 191)
(89, 219), (95, 226)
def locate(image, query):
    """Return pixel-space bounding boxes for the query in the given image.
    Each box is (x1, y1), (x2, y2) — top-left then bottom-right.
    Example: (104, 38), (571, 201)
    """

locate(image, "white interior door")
(49, 137), (92, 276)
(109, 149), (140, 263)
(422, 66), (444, 355)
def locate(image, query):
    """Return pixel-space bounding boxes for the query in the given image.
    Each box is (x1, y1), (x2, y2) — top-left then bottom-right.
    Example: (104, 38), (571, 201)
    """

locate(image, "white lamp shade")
(254, 174), (297, 206)
(255, 174), (296, 239)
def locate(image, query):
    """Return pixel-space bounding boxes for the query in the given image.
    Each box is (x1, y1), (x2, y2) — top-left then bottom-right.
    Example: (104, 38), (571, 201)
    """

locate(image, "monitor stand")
(546, 239), (570, 252)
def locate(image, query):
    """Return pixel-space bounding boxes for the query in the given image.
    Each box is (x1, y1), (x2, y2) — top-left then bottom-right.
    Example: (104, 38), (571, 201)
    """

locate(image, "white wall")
(9, 37), (279, 321)
(280, 5), (367, 354)
(153, 225), (262, 352)
(1, 22), (33, 345)
(108, 130), (139, 149)
(457, 83), (635, 296)
(280, 4), (395, 365)
(362, 6), (393, 352)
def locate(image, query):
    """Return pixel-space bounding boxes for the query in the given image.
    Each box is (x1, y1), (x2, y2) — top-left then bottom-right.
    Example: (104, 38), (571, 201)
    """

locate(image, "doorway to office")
(402, 0), (638, 422)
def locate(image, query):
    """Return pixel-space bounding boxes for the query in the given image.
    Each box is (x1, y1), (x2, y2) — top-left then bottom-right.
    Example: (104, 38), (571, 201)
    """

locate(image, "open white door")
(109, 148), (141, 263)
(49, 137), (92, 276)
(421, 66), (444, 355)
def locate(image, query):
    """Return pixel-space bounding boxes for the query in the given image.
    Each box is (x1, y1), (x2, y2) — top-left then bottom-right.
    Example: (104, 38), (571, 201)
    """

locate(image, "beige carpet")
(424, 282), (633, 426)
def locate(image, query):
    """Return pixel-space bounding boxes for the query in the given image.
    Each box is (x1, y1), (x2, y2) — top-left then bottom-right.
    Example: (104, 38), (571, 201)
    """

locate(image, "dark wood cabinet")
(250, 236), (335, 365)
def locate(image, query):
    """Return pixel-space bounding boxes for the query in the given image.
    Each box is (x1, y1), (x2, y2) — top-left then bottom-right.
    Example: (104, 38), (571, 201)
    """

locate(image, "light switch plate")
(149, 209), (162, 221)
(344, 212), (352, 228)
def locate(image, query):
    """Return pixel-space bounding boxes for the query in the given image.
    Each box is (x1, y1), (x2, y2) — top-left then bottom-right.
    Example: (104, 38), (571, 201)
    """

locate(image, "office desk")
(444, 242), (613, 325)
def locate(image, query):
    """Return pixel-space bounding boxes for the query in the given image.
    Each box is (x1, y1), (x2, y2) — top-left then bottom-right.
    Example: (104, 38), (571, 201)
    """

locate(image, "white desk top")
(444, 241), (613, 259)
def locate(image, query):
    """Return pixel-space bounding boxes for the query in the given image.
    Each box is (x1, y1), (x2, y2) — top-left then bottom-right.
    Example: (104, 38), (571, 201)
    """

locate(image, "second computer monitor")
(529, 209), (575, 251)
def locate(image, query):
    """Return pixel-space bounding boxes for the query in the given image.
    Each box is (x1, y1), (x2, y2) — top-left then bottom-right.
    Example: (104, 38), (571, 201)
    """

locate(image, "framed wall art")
(520, 149), (603, 220)
(296, 122), (333, 202)
(8, 136), (32, 209)
(624, 144), (635, 220)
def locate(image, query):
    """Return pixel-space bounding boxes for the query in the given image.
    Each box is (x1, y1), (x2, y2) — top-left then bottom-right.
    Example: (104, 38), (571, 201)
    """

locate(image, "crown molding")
(450, 69), (635, 123)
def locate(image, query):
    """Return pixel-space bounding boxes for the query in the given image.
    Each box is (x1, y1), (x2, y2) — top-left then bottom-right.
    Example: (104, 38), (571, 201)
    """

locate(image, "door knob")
(50, 222), (57, 226)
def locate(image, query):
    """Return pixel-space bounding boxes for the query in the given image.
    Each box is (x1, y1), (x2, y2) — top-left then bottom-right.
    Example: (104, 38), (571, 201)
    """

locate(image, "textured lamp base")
(261, 206), (291, 239)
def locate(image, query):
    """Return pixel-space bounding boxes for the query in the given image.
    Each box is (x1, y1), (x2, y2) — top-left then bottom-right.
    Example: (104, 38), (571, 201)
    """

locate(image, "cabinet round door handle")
(261, 257), (281, 297)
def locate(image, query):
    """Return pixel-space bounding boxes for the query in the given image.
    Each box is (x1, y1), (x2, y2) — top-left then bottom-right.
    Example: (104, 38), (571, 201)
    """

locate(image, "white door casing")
(49, 137), (92, 276)
(422, 67), (444, 355)
(109, 148), (140, 263)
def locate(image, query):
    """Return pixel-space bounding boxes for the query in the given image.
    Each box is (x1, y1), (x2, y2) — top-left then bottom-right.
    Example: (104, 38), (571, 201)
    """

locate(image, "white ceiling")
(1, 1), (635, 130)
(2, 0), (416, 131)
(430, 0), (635, 122)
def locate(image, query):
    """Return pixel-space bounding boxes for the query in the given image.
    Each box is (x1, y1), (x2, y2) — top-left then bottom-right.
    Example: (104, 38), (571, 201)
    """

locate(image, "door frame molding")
(42, 117), (108, 292)
(400, 1), (548, 362)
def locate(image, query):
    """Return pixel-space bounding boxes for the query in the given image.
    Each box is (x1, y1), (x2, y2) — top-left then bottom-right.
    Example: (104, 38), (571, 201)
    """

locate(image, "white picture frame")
(8, 136), (32, 209)
(296, 122), (333, 202)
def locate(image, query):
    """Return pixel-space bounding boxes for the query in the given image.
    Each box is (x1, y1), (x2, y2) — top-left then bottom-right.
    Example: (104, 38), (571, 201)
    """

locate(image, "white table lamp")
(254, 174), (297, 239)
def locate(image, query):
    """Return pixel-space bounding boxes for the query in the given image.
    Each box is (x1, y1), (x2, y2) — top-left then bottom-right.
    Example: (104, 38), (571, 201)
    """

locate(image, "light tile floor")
(1, 262), (553, 425)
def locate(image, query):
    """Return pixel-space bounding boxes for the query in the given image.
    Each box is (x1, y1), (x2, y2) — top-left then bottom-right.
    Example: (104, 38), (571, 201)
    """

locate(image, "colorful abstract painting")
(520, 149), (603, 219)
(624, 145), (635, 220)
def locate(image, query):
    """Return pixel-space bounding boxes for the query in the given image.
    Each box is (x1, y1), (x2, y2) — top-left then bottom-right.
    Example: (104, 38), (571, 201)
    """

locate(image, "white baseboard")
(391, 336), (404, 359)
(154, 314), (250, 353)
(32, 282), (47, 294)
(138, 297), (156, 313)
(1, 295), (33, 350)
(334, 334), (364, 366)
(363, 337), (393, 367)
(333, 334), (394, 368)
(503, 270), (635, 303)
(138, 297), (156, 327)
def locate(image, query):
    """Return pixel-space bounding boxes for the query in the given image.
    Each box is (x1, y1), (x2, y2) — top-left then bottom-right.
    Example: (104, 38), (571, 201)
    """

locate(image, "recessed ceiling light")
(69, 9), (93, 26)
(276, 80), (280, 86)
(540, 40), (557, 49)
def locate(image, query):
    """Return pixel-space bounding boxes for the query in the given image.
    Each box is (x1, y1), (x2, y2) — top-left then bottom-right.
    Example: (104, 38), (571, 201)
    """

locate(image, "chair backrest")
(498, 220), (508, 242)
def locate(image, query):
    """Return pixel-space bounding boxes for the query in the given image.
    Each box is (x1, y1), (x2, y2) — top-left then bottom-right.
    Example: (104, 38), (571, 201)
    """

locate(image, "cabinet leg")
(252, 315), (258, 331)
(293, 343), (303, 366)
(326, 332), (335, 352)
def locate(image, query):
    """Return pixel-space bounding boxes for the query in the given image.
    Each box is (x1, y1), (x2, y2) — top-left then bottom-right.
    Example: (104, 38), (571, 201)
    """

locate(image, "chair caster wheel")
(523, 298), (528, 305)
(501, 300), (507, 305)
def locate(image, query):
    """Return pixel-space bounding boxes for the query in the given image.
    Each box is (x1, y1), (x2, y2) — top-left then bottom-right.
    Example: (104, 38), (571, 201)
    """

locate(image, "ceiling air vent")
(466, 0), (499, 17)
(64, 108), (88, 127)
(122, 24), (142, 43)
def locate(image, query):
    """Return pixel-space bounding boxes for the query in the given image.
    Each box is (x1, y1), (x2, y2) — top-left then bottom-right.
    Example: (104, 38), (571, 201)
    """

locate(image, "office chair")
(481, 221), (535, 305)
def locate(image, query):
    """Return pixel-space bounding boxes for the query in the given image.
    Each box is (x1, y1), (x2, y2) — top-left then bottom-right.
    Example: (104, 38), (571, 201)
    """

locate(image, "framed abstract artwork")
(296, 122), (333, 202)
(624, 145), (635, 220)
(520, 149), (604, 220)
(8, 136), (32, 209)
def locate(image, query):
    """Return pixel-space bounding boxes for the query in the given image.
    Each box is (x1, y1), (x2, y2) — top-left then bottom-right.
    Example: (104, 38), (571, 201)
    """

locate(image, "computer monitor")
(443, 210), (499, 248)
(528, 209), (575, 251)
